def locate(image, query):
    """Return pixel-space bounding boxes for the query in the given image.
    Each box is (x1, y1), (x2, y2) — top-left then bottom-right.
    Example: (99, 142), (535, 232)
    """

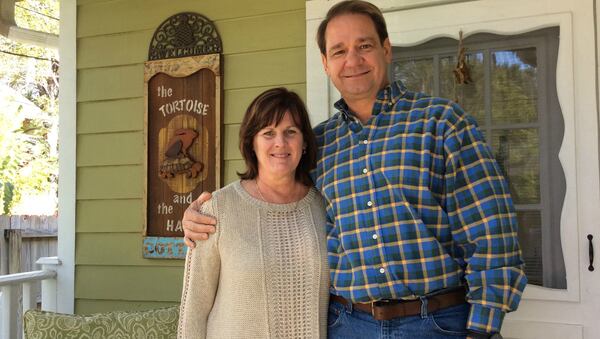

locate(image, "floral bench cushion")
(23, 305), (179, 339)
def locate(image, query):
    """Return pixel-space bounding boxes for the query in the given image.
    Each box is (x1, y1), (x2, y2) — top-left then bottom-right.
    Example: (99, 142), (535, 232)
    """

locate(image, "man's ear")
(383, 38), (392, 64)
(321, 53), (330, 75)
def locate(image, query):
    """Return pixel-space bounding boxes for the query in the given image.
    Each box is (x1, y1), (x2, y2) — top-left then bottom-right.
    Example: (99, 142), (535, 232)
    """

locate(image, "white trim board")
(57, 0), (76, 314)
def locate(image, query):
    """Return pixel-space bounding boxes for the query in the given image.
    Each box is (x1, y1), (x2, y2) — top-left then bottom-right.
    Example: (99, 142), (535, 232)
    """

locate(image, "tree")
(0, 0), (59, 214)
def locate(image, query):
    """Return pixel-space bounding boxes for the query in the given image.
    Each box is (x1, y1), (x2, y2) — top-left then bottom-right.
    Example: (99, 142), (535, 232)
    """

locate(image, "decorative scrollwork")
(148, 12), (222, 61)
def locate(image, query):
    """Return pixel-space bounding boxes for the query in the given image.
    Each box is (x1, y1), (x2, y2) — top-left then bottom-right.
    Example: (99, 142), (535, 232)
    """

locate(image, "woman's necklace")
(255, 179), (268, 202)
(255, 179), (300, 210)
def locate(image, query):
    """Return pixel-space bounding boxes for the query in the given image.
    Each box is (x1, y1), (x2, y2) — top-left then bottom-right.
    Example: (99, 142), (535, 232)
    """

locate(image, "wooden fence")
(0, 215), (58, 276)
(0, 215), (57, 339)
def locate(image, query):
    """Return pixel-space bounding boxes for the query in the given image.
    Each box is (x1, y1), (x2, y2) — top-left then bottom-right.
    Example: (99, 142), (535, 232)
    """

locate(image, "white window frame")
(391, 29), (565, 289)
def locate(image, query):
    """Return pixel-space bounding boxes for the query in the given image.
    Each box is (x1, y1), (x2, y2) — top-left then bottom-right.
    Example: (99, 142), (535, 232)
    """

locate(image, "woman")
(177, 88), (329, 338)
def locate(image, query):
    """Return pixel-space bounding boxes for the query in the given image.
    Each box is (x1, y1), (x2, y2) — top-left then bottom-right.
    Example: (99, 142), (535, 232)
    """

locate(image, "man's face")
(321, 13), (392, 103)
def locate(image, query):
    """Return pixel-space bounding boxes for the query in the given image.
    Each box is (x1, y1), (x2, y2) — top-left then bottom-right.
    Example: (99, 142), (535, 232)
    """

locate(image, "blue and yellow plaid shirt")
(312, 81), (527, 333)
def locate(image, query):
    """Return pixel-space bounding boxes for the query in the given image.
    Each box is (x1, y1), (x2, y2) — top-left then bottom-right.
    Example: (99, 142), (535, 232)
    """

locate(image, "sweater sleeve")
(178, 198), (221, 339)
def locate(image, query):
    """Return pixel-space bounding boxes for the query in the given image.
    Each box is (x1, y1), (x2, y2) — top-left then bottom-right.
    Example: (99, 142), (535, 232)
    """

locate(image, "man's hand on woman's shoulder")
(182, 191), (217, 248)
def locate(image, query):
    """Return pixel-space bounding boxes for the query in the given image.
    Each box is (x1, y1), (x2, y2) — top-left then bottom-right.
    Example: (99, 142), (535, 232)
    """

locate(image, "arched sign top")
(148, 12), (222, 61)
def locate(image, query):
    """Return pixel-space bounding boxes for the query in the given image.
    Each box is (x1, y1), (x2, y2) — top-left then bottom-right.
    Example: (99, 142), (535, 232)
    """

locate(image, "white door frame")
(306, 0), (600, 337)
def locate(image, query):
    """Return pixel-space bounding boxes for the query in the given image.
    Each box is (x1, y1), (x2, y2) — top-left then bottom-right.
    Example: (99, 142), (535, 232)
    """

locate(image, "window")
(392, 27), (565, 288)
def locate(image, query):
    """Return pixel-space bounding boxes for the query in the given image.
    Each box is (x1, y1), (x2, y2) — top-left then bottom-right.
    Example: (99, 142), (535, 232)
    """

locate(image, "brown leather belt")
(330, 288), (467, 321)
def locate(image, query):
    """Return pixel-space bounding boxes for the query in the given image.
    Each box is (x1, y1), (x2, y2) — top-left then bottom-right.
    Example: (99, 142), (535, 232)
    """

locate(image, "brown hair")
(237, 87), (317, 186)
(317, 0), (389, 56)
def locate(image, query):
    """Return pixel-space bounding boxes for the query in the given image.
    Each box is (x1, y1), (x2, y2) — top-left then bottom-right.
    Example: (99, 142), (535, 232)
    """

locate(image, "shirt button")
(372, 234), (378, 240)
(362, 168), (368, 174)
(379, 268), (385, 274)
(362, 140), (368, 145)
(367, 201), (373, 207)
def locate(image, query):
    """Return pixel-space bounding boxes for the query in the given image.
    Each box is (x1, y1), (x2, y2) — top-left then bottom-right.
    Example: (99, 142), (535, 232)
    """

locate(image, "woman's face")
(253, 112), (305, 181)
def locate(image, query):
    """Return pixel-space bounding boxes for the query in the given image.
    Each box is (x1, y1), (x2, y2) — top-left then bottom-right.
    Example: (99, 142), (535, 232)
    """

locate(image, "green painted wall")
(75, 0), (306, 314)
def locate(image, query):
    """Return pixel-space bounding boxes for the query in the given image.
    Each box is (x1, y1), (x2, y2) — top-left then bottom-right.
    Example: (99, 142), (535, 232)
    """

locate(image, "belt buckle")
(371, 299), (392, 319)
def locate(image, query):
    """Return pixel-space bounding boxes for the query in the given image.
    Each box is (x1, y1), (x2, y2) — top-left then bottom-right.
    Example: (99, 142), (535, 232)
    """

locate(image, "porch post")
(36, 257), (61, 311)
(57, 0), (76, 314)
(0, 285), (17, 339)
(22, 282), (36, 311)
(3, 229), (21, 339)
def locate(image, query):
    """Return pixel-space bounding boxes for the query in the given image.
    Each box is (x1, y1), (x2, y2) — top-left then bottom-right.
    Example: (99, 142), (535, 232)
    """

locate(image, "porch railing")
(0, 257), (61, 339)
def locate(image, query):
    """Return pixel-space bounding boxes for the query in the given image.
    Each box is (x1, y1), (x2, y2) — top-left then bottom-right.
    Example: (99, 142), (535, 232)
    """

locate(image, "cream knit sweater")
(178, 180), (329, 339)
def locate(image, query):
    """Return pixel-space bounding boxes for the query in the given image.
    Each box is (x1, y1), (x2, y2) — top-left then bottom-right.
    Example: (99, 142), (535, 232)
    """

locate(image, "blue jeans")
(327, 298), (469, 339)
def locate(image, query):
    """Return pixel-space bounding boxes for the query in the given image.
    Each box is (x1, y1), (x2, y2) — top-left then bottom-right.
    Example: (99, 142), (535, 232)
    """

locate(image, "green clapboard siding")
(77, 132), (143, 167)
(77, 85), (306, 135)
(78, 98), (144, 134)
(77, 64), (143, 102)
(77, 30), (152, 69)
(224, 160), (246, 185)
(76, 0), (107, 7)
(77, 0), (303, 38)
(77, 48), (305, 102)
(77, 199), (143, 233)
(77, 233), (184, 267)
(223, 47), (306, 90)
(77, 10), (305, 69)
(215, 10), (305, 55)
(224, 83), (306, 124)
(75, 0), (306, 314)
(77, 165), (143, 200)
(223, 124), (241, 161)
(76, 266), (183, 301)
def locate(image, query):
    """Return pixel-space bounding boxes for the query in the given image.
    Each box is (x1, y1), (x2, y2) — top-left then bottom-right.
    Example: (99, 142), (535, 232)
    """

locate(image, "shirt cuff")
(467, 304), (505, 333)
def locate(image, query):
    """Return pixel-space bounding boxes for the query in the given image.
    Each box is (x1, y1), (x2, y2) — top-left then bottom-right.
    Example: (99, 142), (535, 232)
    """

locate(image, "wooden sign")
(143, 13), (223, 259)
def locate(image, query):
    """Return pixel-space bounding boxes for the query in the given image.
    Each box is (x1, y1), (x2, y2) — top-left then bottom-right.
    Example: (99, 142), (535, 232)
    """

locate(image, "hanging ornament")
(453, 30), (472, 85)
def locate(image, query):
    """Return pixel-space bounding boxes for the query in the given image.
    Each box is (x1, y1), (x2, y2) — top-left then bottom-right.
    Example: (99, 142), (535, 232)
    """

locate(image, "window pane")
(491, 48), (538, 124)
(393, 28), (565, 289)
(491, 128), (540, 204)
(517, 210), (543, 286)
(392, 58), (434, 94)
(440, 53), (485, 123)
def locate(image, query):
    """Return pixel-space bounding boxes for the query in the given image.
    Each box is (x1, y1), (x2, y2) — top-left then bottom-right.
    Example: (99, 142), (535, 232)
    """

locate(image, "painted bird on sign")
(160, 128), (204, 179)
(166, 129), (197, 157)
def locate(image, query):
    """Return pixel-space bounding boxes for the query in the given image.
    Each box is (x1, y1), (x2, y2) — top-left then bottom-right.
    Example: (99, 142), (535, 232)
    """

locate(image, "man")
(182, 1), (526, 338)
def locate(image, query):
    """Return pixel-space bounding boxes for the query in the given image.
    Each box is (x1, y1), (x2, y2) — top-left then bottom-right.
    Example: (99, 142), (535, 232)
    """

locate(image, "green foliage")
(0, 0), (59, 214)
(1, 182), (15, 215)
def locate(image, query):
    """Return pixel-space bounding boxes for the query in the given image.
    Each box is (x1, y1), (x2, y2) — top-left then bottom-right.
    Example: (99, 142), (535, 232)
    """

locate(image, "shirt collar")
(333, 80), (408, 121)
